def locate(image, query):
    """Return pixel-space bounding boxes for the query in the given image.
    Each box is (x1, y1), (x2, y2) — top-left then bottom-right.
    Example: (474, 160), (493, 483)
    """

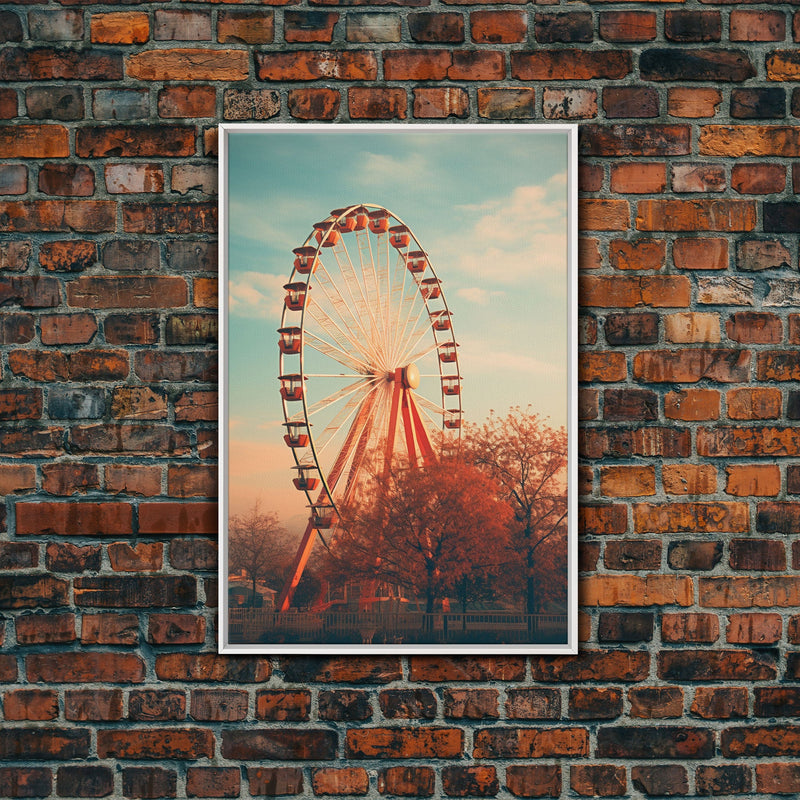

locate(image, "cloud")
(229, 271), (286, 319)
(456, 287), (505, 306)
(356, 152), (429, 188)
(432, 180), (569, 290)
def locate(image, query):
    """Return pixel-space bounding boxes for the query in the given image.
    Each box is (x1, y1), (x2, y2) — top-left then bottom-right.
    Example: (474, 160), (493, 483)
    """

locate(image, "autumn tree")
(228, 501), (289, 606)
(323, 455), (513, 615)
(465, 407), (568, 615)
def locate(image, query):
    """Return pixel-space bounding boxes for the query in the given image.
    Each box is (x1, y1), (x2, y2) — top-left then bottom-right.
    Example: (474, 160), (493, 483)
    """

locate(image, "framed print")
(219, 123), (577, 654)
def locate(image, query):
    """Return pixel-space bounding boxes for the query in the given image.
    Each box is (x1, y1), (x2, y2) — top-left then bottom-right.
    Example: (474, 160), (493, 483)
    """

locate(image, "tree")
(465, 407), (568, 615)
(228, 501), (289, 606)
(322, 455), (513, 615)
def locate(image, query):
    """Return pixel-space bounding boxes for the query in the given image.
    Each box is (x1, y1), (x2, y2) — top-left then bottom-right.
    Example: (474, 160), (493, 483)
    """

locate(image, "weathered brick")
(0, 48), (122, 81)
(257, 50), (376, 81)
(569, 687), (623, 720)
(224, 729), (337, 760)
(597, 726), (714, 759)
(471, 10), (526, 43)
(696, 765), (751, 795)
(154, 9), (211, 41)
(25, 86), (83, 120)
(473, 728), (588, 759)
(218, 10), (273, 44)
(534, 12), (592, 43)
(122, 768), (176, 800)
(246, 768), (303, 797)
(27, 652), (145, 683)
(127, 49), (248, 81)
(505, 765), (561, 799)
(186, 768), (239, 799)
(408, 12), (463, 42)
(90, 12), (149, 44)
(570, 765), (626, 797)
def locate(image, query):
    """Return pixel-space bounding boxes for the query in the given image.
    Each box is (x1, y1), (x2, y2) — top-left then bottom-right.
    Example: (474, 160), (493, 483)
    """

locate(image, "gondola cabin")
(279, 374), (303, 401)
(407, 251), (427, 274)
(311, 504), (337, 529)
(420, 277), (441, 300)
(368, 210), (389, 233)
(439, 342), (458, 363)
(283, 422), (309, 448)
(313, 221), (340, 247)
(284, 282), (307, 311)
(292, 246), (316, 275)
(442, 376), (461, 396)
(292, 464), (319, 492)
(389, 225), (410, 249)
(444, 410), (462, 429)
(278, 326), (301, 355)
(431, 310), (452, 331)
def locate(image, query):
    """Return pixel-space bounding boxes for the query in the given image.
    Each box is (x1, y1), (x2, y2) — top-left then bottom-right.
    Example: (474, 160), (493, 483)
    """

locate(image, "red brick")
(600, 466), (655, 497)
(186, 768), (240, 799)
(104, 314), (159, 344)
(16, 501), (133, 536)
(108, 541), (163, 571)
(727, 311), (782, 343)
(727, 387), (782, 420)
(149, 613), (206, 645)
(98, 729), (213, 759)
(570, 765), (626, 797)
(256, 690), (311, 721)
(511, 50), (630, 80)
(46, 542), (101, 573)
(0, 768), (51, 798)
(42, 463), (99, 495)
(599, 11), (656, 42)
(0, 47), (122, 81)
(81, 613), (139, 645)
(127, 49), (248, 81)
(529, 651), (649, 683)
(129, 690), (186, 722)
(732, 163), (786, 194)
(506, 688), (560, 720)
(579, 199), (630, 231)
(579, 352), (626, 382)
(0, 125), (69, 159)
(634, 349), (750, 383)
(569, 688), (623, 720)
(442, 766), (498, 798)
(0, 200), (115, 233)
(730, 10), (785, 41)
(581, 575), (692, 607)
(505, 765), (561, 798)
(579, 504), (627, 535)
(65, 690), (123, 722)
(41, 313), (97, 345)
(727, 613), (782, 644)
(662, 613), (719, 643)
(348, 87), (406, 120)
(158, 85), (215, 118)
(668, 87), (722, 118)
(609, 239), (665, 271)
(673, 237), (728, 270)
(409, 656), (524, 682)
(582, 124), (690, 157)
(477, 88), (535, 119)
(580, 276), (690, 308)
(312, 768), (368, 796)
(628, 687), (683, 719)
(39, 163), (95, 197)
(672, 163), (726, 193)
(0, 729), (89, 760)
(3, 689), (58, 721)
(123, 202), (216, 234)
(664, 312), (720, 343)
(473, 728), (588, 759)
(76, 125), (195, 158)
(756, 764), (800, 795)
(634, 501), (748, 533)
(470, 10), (526, 42)
(106, 465), (161, 496)
(408, 12), (463, 42)
(610, 163), (666, 194)
(256, 50), (376, 81)
(27, 652), (145, 683)
(218, 10), (273, 44)
(700, 125), (800, 157)
(444, 689), (499, 720)
(700, 576), (800, 608)
(189, 688), (247, 723)
(287, 88), (340, 120)
(636, 199), (756, 231)
(156, 654), (270, 682)
(91, 12), (149, 44)
(413, 87), (468, 119)
(246, 768), (303, 797)
(726, 464), (781, 496)
(68, 276), (187, 309)
(223, 729), (336, 760)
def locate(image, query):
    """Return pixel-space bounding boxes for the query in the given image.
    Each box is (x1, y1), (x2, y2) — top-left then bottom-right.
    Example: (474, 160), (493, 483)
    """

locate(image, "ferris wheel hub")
(402, 362), (420, 390)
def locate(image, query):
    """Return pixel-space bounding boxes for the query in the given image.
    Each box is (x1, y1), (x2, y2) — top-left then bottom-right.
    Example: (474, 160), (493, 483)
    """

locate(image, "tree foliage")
(322, 455), (513, 614)
(228, 501), (289, 605)
(465, 407), (568, 614)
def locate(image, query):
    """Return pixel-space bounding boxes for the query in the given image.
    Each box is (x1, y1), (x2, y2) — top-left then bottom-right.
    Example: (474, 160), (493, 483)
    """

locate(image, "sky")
(224, 126), (572, 528)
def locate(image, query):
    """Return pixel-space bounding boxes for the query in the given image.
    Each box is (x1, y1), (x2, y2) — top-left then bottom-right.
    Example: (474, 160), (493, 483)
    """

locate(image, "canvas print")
(219, 124), (577, 653)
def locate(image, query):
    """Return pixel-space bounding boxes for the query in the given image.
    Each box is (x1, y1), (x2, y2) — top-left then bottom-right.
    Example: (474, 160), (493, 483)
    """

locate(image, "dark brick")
(598, 612), (654, 642)
(665, 11), (721, 42)
(640, 49), (756, 82)
(56, 766), (113, 798)
(101, 240), (160, 272)
(25, 86), (83, 120)
(631, 765), (688, 797)
(604, 313), (659, 345)
(122, 768), (177, 799)
(408, 12), (464, 43)
(597, 727), (713, 759)
(534, 12), (592, 43)
(731, 88), (785, 119)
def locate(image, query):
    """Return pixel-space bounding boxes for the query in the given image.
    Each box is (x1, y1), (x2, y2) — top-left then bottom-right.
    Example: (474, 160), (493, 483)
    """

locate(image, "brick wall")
(2, 0), (800, 797)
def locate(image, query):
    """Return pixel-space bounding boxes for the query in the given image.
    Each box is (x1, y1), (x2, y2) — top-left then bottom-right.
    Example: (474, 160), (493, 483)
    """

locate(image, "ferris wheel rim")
(278, 203), (463, 525)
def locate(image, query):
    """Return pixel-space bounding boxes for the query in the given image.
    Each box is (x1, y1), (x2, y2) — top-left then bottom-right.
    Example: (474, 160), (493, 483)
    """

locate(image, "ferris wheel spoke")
(303, 329), (371, 374)
(312, 259), (373, 355)
(389, 289), (427, 366)
(356, 230), (389, 367)
(397, 338), (444, 369)
(305, 302), (373, 365)
(415, 393), (448, 416)
(304, 377), (376, 418)
(332, 236), (383, 362)
(313, 380), (381, 460)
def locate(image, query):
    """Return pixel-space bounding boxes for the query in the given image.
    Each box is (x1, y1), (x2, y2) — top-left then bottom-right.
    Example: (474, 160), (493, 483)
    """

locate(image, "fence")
(229, 609), (567, 645)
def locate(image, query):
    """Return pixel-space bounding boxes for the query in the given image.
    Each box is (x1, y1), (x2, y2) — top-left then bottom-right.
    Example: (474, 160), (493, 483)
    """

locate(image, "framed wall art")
(219, 123), (578, 653)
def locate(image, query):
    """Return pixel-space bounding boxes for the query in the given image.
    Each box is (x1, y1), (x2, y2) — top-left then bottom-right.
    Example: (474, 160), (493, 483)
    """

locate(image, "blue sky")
(225, 126), (571, 524)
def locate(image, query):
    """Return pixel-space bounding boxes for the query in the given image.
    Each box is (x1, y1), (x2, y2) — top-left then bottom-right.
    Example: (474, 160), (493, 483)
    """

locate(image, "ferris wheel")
(276, 203), (463, 610)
